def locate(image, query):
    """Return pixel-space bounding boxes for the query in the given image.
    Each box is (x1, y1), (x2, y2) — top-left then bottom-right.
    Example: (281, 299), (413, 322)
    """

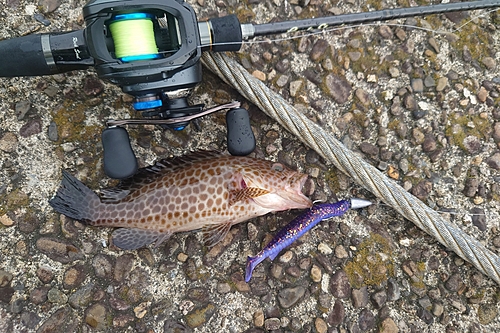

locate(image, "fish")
(245, 198), (372, 282)
(49, 151), (312, 250)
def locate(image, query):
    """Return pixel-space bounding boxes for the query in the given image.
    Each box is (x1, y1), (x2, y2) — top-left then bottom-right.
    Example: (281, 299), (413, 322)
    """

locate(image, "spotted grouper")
(49, 151), (312, 250)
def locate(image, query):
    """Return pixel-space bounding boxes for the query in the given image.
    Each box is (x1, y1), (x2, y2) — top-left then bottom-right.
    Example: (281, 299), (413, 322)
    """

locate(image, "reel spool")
(108, 13), (161, 62)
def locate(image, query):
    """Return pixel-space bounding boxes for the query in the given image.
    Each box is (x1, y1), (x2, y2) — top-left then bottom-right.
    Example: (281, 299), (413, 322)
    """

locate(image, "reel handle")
(102, 127), (138, 179)
(226, 108), (256, 156)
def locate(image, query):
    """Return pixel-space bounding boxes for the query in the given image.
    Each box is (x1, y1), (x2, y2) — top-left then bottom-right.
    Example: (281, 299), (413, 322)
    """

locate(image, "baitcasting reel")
(0, 0), (255, 179)
(1, 0), (499, 178)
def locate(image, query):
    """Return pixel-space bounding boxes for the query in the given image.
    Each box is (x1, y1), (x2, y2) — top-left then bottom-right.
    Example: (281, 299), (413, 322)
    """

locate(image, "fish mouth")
(285, 173), (313, 209)
(251, 172), (312, 211)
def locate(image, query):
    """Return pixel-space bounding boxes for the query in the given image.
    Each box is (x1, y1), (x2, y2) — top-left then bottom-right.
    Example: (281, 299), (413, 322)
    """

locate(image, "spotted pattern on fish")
(49, 151), (312, 250)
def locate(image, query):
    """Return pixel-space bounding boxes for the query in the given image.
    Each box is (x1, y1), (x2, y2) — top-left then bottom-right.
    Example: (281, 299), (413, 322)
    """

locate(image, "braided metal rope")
(201, 52), (500, 285)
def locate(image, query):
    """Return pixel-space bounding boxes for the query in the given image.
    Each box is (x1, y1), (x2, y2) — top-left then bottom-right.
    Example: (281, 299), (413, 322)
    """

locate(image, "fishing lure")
(245, 198), (372, 282)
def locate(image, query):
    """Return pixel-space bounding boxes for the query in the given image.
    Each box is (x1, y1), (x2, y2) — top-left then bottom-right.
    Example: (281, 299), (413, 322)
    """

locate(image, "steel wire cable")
(201, 52), (500, 285)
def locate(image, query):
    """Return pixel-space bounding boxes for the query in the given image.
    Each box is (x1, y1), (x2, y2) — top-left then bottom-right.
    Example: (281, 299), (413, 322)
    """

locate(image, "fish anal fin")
(202, 222), (232, 248)
(112, 228), (172, 250)
(229, 187), (270, 206)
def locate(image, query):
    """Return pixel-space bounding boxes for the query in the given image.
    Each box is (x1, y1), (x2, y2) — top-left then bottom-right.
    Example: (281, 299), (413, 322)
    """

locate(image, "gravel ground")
(1, 0), (500, 332)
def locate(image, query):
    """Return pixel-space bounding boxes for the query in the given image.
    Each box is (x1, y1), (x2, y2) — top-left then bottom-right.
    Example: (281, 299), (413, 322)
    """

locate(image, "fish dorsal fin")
(229, 187), (271, 206)
(101, 150), (225, 202)
(202, 222), (232, 248)
(99, 188), (131, 203)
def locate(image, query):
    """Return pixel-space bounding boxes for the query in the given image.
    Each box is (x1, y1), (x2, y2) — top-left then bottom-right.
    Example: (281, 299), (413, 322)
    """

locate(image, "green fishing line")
(109, 13), (159, 62)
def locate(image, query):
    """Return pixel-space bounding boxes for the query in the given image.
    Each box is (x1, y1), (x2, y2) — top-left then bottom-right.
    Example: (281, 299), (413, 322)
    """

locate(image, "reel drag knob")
(102, 126), (138, 179)
(226, 107), (256, 156)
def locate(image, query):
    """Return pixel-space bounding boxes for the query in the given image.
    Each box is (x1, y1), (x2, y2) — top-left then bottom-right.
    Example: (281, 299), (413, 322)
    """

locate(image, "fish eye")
(272, 163), (284, 172)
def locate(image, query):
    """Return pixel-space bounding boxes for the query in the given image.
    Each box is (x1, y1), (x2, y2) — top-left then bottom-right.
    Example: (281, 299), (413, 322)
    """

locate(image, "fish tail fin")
(49, 170), (100, 223)
(245, 256), (257, 283)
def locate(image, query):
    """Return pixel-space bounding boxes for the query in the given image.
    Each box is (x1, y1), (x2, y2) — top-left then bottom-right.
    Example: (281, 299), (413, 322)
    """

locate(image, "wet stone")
(48, 287), (68, 304)
(411, 180), (433, 201)
(19, 118), (42, 137)
(164, 320), (193, 333)
(359, 142), (379, 156)
(424, 75), (435, 87)
(417, 308), (434, 324)
(471, 207), (487, 231)
(185, 303), (215, 328)
(493, 122), (500, 142)
(18, 213), (40, 233)
(478, 303), (498, 325)
(387, 279), (400, 301)
(109, 297), (130, 311)
(36, 306), (71, 333)
(324, 74), (352, 104)
(63, 264), (86, 289)
(39, 0), (61, 13)
(411, 79), (424, 93)
(264, 318), (281, 331)
(68, 283), (94, 309)
(304, 68), (322, 85)
(20, 311), (40, 329)
(329, 270), (351, 299)
(83, 75), (104, 96)
(0, 286), (14, 303)
(138, 248), (155, 266)
(36, 238), (84, 263)
(463, 136), (482, 154)
(482, 57), (496, 71)
(436, 77), (448, 91)
(0, 270), (13, 288)
(278, 285), (306, 309)
(445, 273), (462, 292)
(422, 134), (437, 152)
(355, 88), (370, 106)
(351, 286), (368, 308)
(187, 287), (209, 304)
(371, 290), (387, 309)
(85, 303), (108, 330)
(358, 308), (375, 330)
(15, 100), (31, 120)
(327, 300), (345, 326)
(463, 177), (480, 197)
(314, 317), (328, 333)
(486, 153), (500, 170)
(92, 253), (114, 278)
(310, 39), (329, 62)
(30, 286), (49, 304)
(379, 317), (398, 333)
(0, 132), (18, 153)
(114, 253), (135, 282)
(113, 314), (134, 328)
(275, 59), (290, 73)
(378, 25), (393, 39)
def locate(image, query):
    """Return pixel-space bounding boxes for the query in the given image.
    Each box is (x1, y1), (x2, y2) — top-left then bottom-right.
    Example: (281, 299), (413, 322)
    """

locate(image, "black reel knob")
(226, 108), (255, 156)
(102, 126), (138, 179)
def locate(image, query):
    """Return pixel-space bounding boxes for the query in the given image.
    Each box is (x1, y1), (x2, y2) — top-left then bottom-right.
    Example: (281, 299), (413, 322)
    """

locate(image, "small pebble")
(310, 265), (322, 283)
(318, 242), (332, 255)
(314, 317), (328, 333)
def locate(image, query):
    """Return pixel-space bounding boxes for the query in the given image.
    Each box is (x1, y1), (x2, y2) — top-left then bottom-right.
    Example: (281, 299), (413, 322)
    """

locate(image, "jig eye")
(272, 163), (284, 172)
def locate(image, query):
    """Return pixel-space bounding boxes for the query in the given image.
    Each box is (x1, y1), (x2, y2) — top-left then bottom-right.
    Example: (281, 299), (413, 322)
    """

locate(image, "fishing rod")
(0, 0), (498, 179)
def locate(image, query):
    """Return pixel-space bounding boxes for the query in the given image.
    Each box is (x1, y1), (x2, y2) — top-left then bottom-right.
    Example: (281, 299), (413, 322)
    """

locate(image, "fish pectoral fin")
(229, 187), (270, 206)
(112, 228), (171, 250)
(202, 222), (232, 248)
